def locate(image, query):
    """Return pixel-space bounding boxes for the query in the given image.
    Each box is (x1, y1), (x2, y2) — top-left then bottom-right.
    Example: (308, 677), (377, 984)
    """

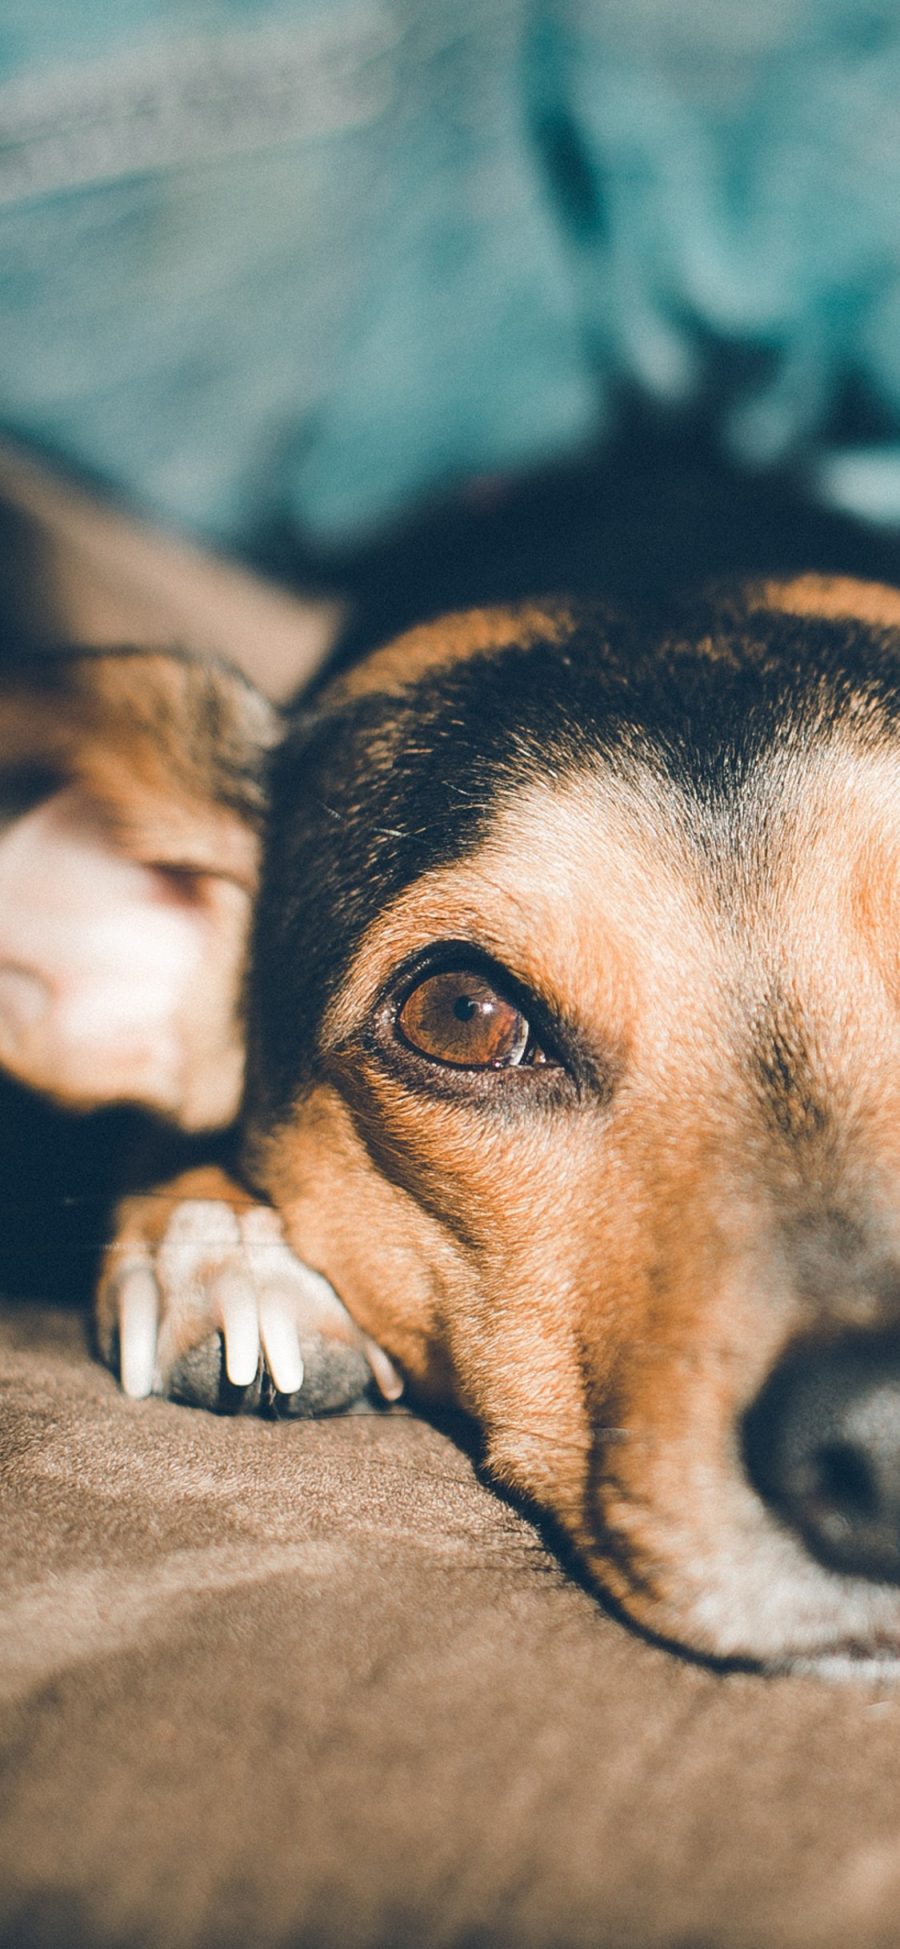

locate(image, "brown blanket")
(3, 1300), (900, 1949)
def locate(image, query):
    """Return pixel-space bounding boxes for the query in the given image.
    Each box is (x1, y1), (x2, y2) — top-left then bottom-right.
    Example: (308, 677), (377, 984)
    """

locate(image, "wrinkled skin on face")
(246, 582), (900, 1669)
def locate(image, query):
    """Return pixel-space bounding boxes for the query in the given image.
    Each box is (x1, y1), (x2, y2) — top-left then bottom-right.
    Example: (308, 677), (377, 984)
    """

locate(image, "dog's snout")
(743, 1334), (900, 1584)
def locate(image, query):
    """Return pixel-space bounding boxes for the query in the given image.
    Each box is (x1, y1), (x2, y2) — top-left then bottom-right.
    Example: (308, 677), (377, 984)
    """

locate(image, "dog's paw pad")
(164, 1331), (260, 1414)
(274, 1338), (374, 1417)
(164, 1329), (372, 1417)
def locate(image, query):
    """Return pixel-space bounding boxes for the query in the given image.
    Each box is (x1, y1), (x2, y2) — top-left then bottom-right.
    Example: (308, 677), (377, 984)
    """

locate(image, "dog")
(1, 570), (899, 1674)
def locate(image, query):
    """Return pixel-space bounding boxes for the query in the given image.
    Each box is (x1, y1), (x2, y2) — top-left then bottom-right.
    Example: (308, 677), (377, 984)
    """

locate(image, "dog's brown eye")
(397, 970), (544, 1069)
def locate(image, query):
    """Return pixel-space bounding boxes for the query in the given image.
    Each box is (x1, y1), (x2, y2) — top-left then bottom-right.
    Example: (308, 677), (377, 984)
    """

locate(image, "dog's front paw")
(96, 1168), (402, 1416)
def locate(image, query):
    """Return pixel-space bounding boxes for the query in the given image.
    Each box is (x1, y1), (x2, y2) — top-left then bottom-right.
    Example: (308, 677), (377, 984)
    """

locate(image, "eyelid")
(343, 938), (620, 1109)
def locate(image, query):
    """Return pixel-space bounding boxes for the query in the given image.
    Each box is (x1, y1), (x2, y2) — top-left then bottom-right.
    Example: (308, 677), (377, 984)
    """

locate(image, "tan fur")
(757, 572), (900, 628)
(328, 602), (575, 705)
(8, 582), (900, 1665)
(0, 652), (275, 879)
(0, 653), (276, 1127)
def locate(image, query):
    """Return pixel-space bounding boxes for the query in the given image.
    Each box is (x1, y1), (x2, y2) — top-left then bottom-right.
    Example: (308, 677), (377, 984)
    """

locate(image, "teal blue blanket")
(2, 2), (899, 550)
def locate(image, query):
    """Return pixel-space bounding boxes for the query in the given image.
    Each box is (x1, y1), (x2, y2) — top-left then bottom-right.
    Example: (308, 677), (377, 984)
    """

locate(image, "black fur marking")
(752, 1009), (831, 1149)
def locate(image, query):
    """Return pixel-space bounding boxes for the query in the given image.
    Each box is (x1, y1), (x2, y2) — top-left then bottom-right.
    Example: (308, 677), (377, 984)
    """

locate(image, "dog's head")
(5, 575), (900, 1671)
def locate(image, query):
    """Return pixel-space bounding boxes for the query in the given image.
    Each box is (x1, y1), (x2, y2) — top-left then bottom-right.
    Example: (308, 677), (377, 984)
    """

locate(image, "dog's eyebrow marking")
(326, 602), (576, 706)
(755, 574), (900, 629)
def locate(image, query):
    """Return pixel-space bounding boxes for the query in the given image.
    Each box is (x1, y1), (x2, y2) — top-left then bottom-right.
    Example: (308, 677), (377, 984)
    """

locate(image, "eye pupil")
(453, 995), (477, 1022)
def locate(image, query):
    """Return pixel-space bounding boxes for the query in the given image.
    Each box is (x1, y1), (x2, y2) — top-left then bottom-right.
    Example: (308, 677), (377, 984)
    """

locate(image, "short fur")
(3, 575), (900, 1670)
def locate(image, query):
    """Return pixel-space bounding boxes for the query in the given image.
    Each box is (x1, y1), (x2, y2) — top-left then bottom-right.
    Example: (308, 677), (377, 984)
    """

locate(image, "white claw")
(259, 1294), (305, 1395)
(364, 1336), (405, 1402)
(217, 1275), (261, 1388)
(118, 1266), (160, 1399)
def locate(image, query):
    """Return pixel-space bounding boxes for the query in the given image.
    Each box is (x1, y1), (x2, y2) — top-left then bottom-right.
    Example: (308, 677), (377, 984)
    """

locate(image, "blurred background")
(2, 1), (900, 630)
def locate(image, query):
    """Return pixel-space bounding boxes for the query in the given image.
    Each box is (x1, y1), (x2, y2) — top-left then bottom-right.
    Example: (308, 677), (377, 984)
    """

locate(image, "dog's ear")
(0, 648), (278, 1128)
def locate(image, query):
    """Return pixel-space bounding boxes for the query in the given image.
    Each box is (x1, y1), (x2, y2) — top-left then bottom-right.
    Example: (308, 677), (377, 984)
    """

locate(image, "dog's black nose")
(743, 1333), (900, 1582)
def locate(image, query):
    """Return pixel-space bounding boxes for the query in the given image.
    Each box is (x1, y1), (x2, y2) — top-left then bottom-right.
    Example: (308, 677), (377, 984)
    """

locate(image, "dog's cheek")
(250, 1086), (599, 1505)
(251, 1092), (467, 1402)
(282, 1149), (598, 1527)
